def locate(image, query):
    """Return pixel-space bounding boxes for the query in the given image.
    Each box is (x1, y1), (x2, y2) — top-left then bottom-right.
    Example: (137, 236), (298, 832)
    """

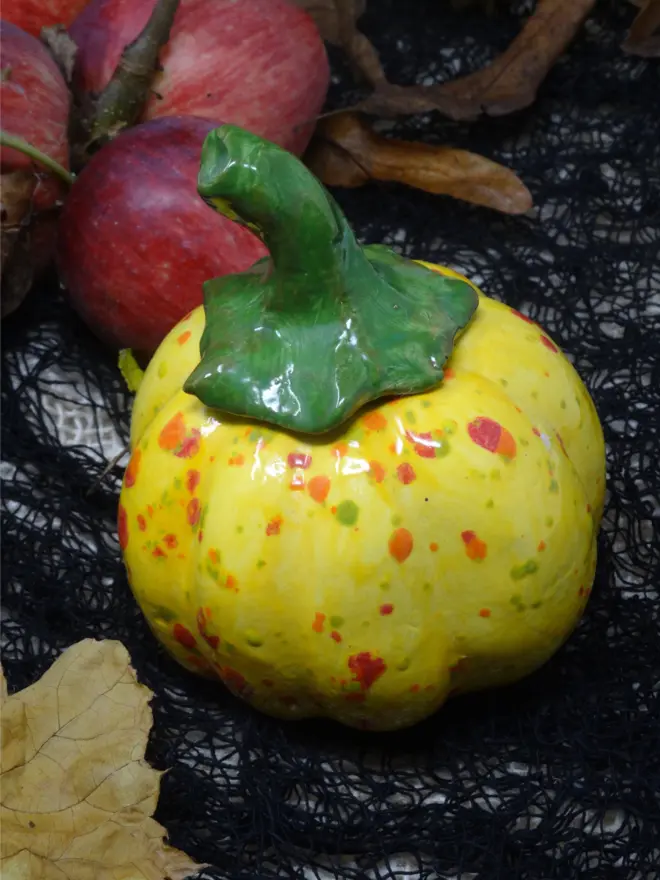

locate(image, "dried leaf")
(40, 25), (79, 83)
(306, 113), (532, 214)
(350, 0), (596, 120)
(622, 0), (660, 57)
(0, 639), (202, 880)
(294, 0), (366, 44)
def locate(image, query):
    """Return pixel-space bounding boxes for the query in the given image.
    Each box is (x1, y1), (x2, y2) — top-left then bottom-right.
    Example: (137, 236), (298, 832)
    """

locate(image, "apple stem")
(0, 131), (74, 186)
(71, 0), (180, 169)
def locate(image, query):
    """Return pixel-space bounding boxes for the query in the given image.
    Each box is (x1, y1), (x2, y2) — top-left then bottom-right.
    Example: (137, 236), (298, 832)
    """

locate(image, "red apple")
(1, 20), (71, 316)
(68, 0), (329, 156)
(2, 0), (91, 37)
(57, 115), (268, 353)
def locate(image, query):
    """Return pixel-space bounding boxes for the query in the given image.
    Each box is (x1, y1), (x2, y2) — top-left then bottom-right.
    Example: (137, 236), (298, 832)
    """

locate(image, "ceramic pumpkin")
(119, 126), (606, 731)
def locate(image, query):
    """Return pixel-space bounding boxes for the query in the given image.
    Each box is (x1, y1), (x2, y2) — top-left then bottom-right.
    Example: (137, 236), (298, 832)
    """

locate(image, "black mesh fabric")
(2, 1), (660, 877)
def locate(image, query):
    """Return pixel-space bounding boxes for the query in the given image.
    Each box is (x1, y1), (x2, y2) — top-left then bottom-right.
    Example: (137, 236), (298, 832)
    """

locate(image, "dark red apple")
(68, 0), (329, 155)
(3, 0), (91, 37)
(57, 115), (268, 353)
(1, 20), (71, 316)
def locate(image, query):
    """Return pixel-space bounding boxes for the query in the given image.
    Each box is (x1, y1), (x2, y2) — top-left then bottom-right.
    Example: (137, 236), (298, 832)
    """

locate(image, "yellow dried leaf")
(0, 640), (202, 880)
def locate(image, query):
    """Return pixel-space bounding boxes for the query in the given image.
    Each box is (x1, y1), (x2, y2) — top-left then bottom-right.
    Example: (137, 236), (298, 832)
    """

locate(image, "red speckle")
(176, 429), (201, 459)
(308, 475), (331, 503)
(124, 449), (141, 488)
(410, 684), (420, 693)
(429, 542), (439, 552)
(512, 309), (535, 325)
(380, 604), (394, 616)
(397, 462), (416, 485)
(137, 514), (146, 531)
(164, 533), (178, 549)
(479, 608), (492, 618)
(287, 452), (312, 469)
(348, 652), (387, 690)
(330, 631), (342, 643)
(187, 498), (201, 526)
(344, 692), (366, 703)
(468, 417), (517, 458)
(152, 546), (166, 558)
(408, 430), (436, 458)
(540, 334), (559, 353)
(556, 432), (569, 458)
(118, 504), (128, 549)
(461, 530), (488, 561)
(389, 528), (414, 563)
(226, 574), (238, 590)
(537, 540), (547, 552)
(369, 461), (386, 483)
(198, 529), (204, 543)
(532, 427), (541, 437)
(186, 469), (201, 493)
(586, 503), (592, 514)
(173, 623), (196, 649)
(266, 515), (282, 536)
(312, 612), (325, 633)
(219, 666), (247, 694)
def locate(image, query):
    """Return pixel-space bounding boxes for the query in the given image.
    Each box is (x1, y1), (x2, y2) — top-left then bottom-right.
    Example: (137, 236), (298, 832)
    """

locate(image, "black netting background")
(2, 1), (660, 877)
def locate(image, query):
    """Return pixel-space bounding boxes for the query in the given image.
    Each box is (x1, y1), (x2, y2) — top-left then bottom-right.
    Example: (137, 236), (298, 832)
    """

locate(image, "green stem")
(187, 125), (478, 434)
(0, 131), (74, 186)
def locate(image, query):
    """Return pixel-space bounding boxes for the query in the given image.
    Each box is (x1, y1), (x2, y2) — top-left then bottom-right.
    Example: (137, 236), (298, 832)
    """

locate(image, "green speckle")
(236, 525), (244, 534)
(391, 513), (403, 527)
(380, 582), (390, 591)
(405, 410), (417, 425)
(345, 680), (362, 692)
(491, 469), (501, 481)
(397, 657), (410, 671)
(337, 500), (359, 526)
(256, 559), (266, 569)
(545, 516), (554, 527)
(485, 498), (495, 509)
(531, 390), (539, 400)
(206, 563), (220, 581)
(157, 361), (168, 378)
(362, 620), (370, 628)
(531, 601), (542, 609)
(510, 593), (522, 605)
(200, 505), (209, 529)
(173, 477), (182, 490)
(330, 615), (344, 628)
(499, 378), (509, 387)
(249, 429), (261, 442)
(423, 582), (432, 592)
(421, 400), (432, 409)
(442, 421), (457, 436)
(245, 630), (263, 647)
(560, 399), (567, 409)
(225, 642), (235, 653)
(152, 605), (176, 623)
(435, 439), (451, 458)
(511, 560), (539, 581)
(549, 479), (559, 493)
(520, 437), (529, 447)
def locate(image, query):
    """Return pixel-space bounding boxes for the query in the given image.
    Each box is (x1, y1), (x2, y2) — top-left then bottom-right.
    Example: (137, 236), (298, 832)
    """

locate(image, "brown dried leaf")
(0, 639), (202, 880)
(353, 0), (596, 120)
(306, 112), (532, 214)
(294, 0), (366, 44)
(622, 0), (660, 57)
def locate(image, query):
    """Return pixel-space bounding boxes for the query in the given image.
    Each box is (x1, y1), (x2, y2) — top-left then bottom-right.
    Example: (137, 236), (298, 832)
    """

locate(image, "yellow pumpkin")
(119, 259), (605, 731)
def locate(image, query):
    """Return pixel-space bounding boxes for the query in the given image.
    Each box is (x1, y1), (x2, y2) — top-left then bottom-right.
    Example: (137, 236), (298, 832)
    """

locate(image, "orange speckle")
(208, 548), (218, 564)
(363, 411), (388, 431)
(226, 574), (237, 589)
(308, 475), (331, 503)
(410, 684), (420, 693)
(177, 330), (191, 345)
(177, 553), (186, 560)
(380, 603), (394, 616)
(429, 542), (439, 552)
(152, 546), (166, 558)
(158, 412), (186, 451)
(137, 514), (146, 531)
(209, 455), (215, 463)
(290, 473), (305, 490)
(479, 608), (491, 618)
(312, 612), (325, 633)
(330, 505), (337, 514)
(444, 367), (455, 379)
(332, 443), (348, 458)
(228, 453), (245, 466)
(389, 527), (413, 563)
(164, 533), (178, 549)
(461, 530), (488, 561)
(124, 448), (141, 488)
(537, 540), (547, 552)
(369, 461), (386, 483)
(266, 515), (282, 536)
(147, 505), (154, 518)
(396, 462), (416, 485)
(330, 631), (342, 643)
(388, 442), (397, 455)
(186, 469), (201, 493)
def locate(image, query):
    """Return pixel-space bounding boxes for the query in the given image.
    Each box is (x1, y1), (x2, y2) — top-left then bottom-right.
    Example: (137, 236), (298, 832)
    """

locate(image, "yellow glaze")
(119, 264), (606, 731)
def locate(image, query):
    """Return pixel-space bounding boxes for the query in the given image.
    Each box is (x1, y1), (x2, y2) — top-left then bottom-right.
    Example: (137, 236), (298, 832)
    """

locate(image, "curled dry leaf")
(0, 639), (202, 880)
(311, 0), (596, 120)
(306, 112), (532, 214)
(622, 0), (660, 57)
